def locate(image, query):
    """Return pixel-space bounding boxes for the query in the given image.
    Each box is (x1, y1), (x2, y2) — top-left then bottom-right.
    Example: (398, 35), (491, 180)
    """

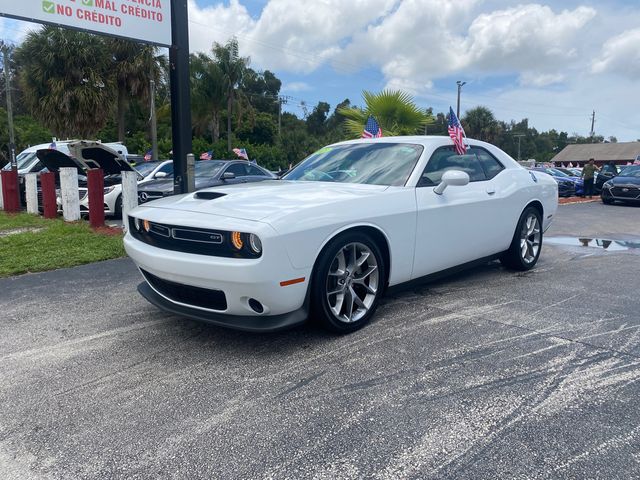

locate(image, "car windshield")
(548, 168), (569, 177)
(283, 143), (424, 186)
(2, 152), (37, 170)
(619, 166), (640, 178)
(134, 161), (161, 177)
(195, 160), (225, 177)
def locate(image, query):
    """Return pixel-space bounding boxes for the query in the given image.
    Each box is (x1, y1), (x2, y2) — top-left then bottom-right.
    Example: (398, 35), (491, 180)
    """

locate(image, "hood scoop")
(194, 191), (227, 200)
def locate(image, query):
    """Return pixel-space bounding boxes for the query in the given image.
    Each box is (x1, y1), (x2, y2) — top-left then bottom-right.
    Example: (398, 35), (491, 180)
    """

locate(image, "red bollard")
(40, 172), (57, 219)
(87, 169), (105, 228)
(1, 170), (20, 213)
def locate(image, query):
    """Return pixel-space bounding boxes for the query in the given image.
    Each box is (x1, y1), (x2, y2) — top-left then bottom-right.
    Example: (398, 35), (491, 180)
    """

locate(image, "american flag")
(232, 148), (248, 160)
(144, 149), (153, 161)
(448, 107), (467, 155)
(200, 150), (213, 160)
(362, 116), (382, 138)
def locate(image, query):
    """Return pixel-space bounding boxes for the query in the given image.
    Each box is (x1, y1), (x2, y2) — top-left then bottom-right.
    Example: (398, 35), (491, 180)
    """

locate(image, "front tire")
(115, 195), (123, 218)
(311, 232), (386, 333)
(501, 207), (543, 271)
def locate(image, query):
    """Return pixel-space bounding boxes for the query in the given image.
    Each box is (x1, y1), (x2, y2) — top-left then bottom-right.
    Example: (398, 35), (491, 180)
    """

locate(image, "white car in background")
(78, 159), (173, 217)
(125, 136), (558, 333)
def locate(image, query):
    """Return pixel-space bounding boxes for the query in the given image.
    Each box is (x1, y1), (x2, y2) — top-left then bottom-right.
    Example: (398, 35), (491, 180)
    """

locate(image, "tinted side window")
(419, 147), (487, 186)
(225, 163), (249, 177)
(246, 164), (268, 176)
(471, 147), (504, 180)
(158, 163), (173, 175)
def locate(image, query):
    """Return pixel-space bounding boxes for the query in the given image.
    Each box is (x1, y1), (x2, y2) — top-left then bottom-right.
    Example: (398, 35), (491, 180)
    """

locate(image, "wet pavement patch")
(546, 236), (640, 252)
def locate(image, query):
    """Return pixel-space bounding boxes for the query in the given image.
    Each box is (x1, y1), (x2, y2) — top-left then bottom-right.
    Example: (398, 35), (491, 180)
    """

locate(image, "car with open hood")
(601, 165), (640, 205)
(35, 141), (134, 212)
(124, 136), (558, 333)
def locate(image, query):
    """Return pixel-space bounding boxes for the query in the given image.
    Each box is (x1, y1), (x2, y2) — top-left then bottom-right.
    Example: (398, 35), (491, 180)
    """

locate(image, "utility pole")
(513, 134), (525, 161)
(277, 96), (282, 138)
(3, 45), (16, 169)
(149, 79), (158, 161)
(456, 80), (466, 119)
(589, 110), (596, 140)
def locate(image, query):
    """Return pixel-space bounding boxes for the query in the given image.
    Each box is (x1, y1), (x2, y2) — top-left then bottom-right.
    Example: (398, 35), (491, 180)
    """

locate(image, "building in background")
(551, 142), (640, 167)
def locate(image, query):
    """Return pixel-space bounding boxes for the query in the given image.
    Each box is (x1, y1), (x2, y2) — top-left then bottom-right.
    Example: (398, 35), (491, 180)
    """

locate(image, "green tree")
(108, 38), (163, 142)
(190, 52), (226, 142)
(15, 27), (113, 138)
(338, 90), (433, 138)
(306, 101), (331, 135)
(212, 37), (250, 152)
(462, 106), (503, 143)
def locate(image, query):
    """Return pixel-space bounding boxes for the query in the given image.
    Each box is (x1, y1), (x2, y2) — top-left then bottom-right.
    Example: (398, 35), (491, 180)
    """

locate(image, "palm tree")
(462, 106), (502, 143)
(190, 53), (226, 142)
(108, 38), (163, 142)
(212, 38), (250, 152)
(338, 90), (433, 138)
(14, 27), (113, 138)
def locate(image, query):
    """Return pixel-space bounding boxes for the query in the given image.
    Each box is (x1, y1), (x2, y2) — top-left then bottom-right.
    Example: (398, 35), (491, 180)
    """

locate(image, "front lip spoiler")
(137, 282), (308, 333)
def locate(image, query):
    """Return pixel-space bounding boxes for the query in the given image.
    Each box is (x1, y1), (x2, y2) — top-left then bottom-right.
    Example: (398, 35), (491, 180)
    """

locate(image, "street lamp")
(456, 80), (466, 119)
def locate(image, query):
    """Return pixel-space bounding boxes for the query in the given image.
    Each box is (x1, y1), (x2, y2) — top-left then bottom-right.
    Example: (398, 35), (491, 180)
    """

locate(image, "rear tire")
(501, 206), (543, 271)
(115, 195), (123, 218)
(311, 232), (386, 333)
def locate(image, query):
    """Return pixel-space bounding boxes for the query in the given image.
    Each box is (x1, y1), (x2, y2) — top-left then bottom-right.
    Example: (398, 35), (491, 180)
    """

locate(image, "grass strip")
(0, 213), (125, 277)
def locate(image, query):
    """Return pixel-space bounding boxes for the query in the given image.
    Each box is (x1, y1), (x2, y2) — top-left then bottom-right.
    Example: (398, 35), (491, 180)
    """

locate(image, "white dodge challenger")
(124, 136), (558, 333)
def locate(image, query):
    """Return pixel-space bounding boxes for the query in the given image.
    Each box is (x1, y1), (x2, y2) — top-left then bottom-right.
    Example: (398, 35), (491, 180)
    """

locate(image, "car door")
(222, 163), (250, 184)
(412, 146), (512, 279)
(243, 164), (273, 183)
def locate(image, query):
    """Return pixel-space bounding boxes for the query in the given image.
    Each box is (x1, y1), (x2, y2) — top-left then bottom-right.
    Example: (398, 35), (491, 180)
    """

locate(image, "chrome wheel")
(520, 213), (541, 264)
(326, 242), (379, 323)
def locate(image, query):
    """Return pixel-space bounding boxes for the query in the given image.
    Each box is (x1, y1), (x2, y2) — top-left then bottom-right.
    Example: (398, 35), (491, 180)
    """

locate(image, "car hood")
(137, 176), (222, 193)
(138, 180), (390, 221)
(36, 149), (85, 174)
(36, 142), (133, 176)
(68, 141), (133, 175)
(609, 175), (640, 186)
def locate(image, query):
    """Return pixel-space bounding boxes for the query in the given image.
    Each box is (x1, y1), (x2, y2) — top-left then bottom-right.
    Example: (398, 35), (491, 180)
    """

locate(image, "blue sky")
(2, 0), (640, 141)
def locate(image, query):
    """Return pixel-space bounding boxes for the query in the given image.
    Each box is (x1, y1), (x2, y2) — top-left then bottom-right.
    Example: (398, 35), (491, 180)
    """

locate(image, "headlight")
(249, 234), (262, 254)
(603, 181), (613, 188)
(231, 231), (262, 256)
(104, 186), (116, 195)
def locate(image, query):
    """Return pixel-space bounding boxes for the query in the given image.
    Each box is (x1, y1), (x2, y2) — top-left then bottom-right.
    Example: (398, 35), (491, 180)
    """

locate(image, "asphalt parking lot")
(2, 201), (640, 479)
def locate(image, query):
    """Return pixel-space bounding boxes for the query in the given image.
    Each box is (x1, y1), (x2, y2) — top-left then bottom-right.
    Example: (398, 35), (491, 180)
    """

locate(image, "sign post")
(169, 0), (192, 195)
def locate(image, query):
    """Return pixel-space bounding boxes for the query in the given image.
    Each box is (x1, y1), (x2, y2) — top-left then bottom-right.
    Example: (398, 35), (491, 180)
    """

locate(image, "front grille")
(141, 269), (227, 311)
(611, 187), (640, 199)
(139, 191), (165, 203)
(78, 188), (87, 200)
(128, 217), (260, 258)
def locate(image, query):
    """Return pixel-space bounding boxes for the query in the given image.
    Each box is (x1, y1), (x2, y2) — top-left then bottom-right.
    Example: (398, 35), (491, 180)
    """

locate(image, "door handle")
(486, 187), (496, 195)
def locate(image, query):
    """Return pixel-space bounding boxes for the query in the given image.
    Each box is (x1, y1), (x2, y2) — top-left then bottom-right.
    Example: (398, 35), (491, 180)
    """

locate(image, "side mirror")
(154, 171), (167, 178)
(434, 170), (470, 195)
(222, 172), (235, 180)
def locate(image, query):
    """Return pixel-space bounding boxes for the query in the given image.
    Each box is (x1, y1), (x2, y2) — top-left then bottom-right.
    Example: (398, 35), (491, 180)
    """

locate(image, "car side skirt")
(386, 253), (504, 296)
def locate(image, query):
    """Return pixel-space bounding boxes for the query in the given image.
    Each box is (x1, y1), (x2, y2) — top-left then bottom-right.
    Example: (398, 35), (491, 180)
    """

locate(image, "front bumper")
(137, 281), (307, 332)
(124, 226), (311, 329)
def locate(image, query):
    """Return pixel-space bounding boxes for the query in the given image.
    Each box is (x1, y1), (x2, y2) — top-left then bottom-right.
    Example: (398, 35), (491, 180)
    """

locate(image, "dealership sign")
(0, 0), (171, 46)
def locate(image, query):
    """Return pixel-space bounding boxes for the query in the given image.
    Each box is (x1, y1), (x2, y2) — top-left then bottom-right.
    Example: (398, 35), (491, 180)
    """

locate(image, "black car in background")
(601, 166), (640, 205)
(137, 160), (276, 203)
(594, 163), (620, 194)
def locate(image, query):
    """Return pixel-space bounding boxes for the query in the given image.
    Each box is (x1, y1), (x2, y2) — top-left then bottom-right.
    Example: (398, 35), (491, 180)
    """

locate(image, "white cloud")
(592, 28), (640, 78)
(518, 72), (565, 87)
(282, 81), (312, 92)
(463, 5), (596, 72)
(187, 0), (255, 54)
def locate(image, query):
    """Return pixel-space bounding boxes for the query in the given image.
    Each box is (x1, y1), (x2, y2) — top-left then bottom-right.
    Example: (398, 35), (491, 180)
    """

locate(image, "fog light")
(248, 298), (264, 313)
